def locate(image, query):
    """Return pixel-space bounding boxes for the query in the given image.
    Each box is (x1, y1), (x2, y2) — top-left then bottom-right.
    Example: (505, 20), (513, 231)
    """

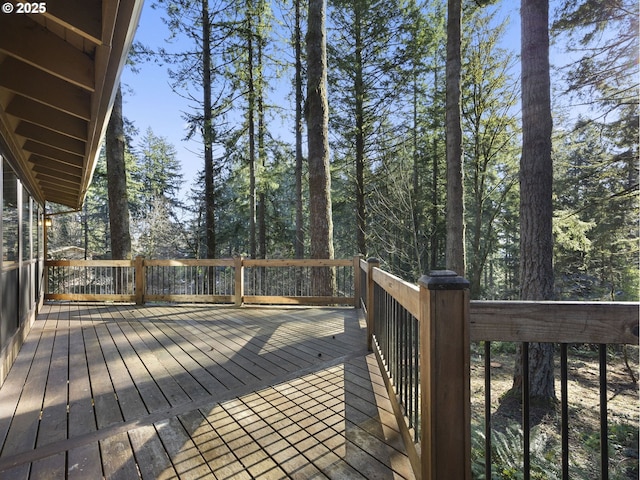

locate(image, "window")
(3, 160), (18, 266)
(22, 186), (31, 261)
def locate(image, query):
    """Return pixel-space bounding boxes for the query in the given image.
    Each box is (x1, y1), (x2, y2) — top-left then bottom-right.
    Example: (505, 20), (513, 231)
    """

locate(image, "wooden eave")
(0, 0), (143, 209)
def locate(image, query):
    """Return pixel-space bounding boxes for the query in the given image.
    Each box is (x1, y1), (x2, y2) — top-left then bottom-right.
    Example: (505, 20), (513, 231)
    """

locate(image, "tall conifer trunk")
(445, 0), (465, 276)
(307, 0), (335, 296)
(512, 0), (555, 403)
(354, 2), (366, 256)
(202, 0), (216, 259)
(257, 37), (267, 259)
(247, 8), (257, 259)
(294, 0), (305, 259)
(106, 84), (132, 261)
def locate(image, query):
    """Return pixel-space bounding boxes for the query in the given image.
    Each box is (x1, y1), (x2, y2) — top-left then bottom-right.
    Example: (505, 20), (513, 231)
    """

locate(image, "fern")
(471, 424), (563, 479)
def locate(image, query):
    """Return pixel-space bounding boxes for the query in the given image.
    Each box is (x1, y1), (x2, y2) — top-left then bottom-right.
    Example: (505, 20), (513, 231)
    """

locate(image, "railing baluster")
(561, 343), (569, 480)
(523, 341), (530, 480)
(413, 314), (419, 441)
(401, 305), (407, 422)
(600, 343), (609, 480)
(485, 340), (492, 480)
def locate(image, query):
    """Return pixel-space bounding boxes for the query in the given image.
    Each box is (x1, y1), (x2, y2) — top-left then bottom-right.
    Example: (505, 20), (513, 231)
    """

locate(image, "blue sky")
(120, 4), (203, 194)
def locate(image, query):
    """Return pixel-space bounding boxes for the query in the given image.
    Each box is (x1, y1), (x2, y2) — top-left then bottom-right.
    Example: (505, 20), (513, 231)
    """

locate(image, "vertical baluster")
(391, 295), (396, 391)
(561, 343), (569, 480)
(523, 342), (530, 480)
(403, 307), (408, 423)
(414, 314), (420, 442)
(163, 265), (167, 295)
(485, 341), (492, 480)
(407, 308), (413, 437)
(600, 344), (609, 480)
(387, 291), (392, 366)
(395, 297), (401, 402)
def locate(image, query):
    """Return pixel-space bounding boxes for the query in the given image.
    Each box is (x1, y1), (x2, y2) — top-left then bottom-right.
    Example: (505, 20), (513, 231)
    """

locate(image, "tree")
(553, 120), (639, 300)
(358, 0), (449, 278)
(306, 0), (335, 294)
(134, 128), (183, 214)
(401, 0), (447, 274)
(294, 0), (306, 259)
(552, 0), (638, 123)
(328, 0), (401, 257)
(105, 84), (132, 261)
(552, 0), (639, 301)
(445, 0), (465, 276)
(130, 128), (185, 257)
(461, 9), (519, 298)
(82, 156), (111, 257)
(233, 0), (270, 258)
(512, 0), (555, 403)
(151, 0), (237, 259)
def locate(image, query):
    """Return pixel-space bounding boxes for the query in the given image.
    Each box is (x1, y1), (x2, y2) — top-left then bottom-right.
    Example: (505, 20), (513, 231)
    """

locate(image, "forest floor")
(469, 343), (639, 479)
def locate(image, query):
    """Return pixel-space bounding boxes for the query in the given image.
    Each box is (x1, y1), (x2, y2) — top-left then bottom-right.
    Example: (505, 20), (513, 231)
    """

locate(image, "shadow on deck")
(0, 303), (415, 479)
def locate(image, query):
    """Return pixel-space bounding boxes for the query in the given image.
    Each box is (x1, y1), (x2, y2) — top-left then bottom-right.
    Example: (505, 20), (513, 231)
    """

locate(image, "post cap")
(367, 257), (380, 264)
(419, 270), (470, 290)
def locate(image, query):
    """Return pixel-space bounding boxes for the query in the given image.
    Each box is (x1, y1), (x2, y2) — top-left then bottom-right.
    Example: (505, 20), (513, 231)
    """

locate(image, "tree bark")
(445, 0), (465, 276)
(257, 34), (267, 260)
(307, 0), (335, 296)
(105, 84), (132, 261)
(294, 0), (305, 259)
(202, 0), (216, 259)
(354, 4), (366, 256)
(247, 9), (257, 259)
(512, 0), (555, 402)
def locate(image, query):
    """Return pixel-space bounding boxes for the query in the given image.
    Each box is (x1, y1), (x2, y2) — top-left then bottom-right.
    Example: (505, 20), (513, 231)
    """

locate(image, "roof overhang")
(0, 0), (143, 209)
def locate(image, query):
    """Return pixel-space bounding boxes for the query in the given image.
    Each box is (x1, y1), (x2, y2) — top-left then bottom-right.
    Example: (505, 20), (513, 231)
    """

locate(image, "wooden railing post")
(419, 270), (470, 480)
(366, 257), (379, 351)
(234, 257), (244, 306)
(353, 254), (364, 309)
(134, 255), (145, 305)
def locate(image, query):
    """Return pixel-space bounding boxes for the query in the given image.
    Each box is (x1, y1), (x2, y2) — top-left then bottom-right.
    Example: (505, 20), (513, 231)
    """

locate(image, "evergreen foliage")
(46, 0), (638, 302)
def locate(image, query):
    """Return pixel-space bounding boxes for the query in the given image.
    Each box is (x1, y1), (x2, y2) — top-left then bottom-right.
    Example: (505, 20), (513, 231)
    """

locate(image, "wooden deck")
(0, 303), (415, 479)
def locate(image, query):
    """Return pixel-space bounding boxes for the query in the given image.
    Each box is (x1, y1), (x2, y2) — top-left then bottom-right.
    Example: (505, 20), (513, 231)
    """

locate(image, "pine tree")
(513, 0), (555, 403)
(151, 0), (237, 258)
(105, 85), (132, 261)
(461, 9), (519, 298)
(307, 0), (335, 295)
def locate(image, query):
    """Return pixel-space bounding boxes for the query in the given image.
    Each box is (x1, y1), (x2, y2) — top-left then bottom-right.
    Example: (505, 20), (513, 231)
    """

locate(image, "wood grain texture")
(469, 300), (639, 344)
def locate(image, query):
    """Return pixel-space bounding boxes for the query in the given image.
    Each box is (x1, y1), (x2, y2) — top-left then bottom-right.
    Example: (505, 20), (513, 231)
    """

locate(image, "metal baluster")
(403, 307), (409, 419)
(485, 341), (492, 480)
(561, 343), (569, 480)
(414, 314), (420, 441)
(600, 344), (609, 480)
(523, 342), (530, 480)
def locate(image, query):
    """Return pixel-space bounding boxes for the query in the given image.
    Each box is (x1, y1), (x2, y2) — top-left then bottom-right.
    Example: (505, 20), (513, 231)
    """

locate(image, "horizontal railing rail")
(45, 256), (360, 306)
(470, 300), (638, 344)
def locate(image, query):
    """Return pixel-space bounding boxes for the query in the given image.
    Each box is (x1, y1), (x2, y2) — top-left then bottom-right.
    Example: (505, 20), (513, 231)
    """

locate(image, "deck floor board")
(0, 304), (415, 479)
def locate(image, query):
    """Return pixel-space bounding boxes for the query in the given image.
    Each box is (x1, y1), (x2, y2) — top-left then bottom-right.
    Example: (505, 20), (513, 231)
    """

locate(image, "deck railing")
(45, 256), (639, 480)
(359, 258), (639, 480)
(45, 256), (359, 306)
